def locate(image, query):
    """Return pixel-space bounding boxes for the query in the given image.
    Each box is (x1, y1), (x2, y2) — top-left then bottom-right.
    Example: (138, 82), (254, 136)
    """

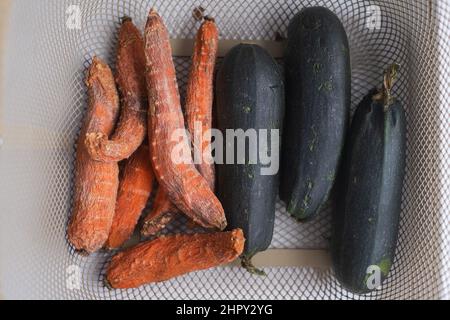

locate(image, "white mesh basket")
(0, 0), (449, 300)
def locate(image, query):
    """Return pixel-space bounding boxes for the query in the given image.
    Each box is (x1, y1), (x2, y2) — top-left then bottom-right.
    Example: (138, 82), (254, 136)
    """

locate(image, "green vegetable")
(331, 64), (406, 294)
(280, 7), (351, 221)
(216, 44), (284, 275)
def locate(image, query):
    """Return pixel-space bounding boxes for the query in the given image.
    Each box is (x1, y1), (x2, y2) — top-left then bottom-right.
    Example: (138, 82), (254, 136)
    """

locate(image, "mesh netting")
(0, 0), (449, 299)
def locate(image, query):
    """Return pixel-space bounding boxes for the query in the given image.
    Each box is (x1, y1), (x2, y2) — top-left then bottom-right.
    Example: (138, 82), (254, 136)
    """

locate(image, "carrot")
(141, 187), (179, 237)
(105, 144), (154, 249)
(144, 9), (226, 230)
(68, 57), (120, 254)
(141, 18), (219, 235)
(185, 16), (218, 191)
(141, 188), (204, 237)
(85, 17), (147, 162)
(106, 229), (245, 288)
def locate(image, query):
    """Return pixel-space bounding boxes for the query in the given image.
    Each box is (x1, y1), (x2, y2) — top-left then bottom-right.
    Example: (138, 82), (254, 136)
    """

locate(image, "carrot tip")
(219, 220), (227, 231)
(91, 56), (100, 64)
(141, 220), (163, 238)
(149, 8), (158, 16)
(75, 249), (90, 257)
(204, 15), (215, 22)
(90, 57), (107, 72)
(121, 16), (132, 23)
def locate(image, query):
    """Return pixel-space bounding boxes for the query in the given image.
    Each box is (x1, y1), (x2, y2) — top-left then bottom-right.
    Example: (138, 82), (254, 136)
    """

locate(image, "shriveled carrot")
(141, 188), (203, 237)
(68, 57), (120, 254)
(141, 18), (219, 235)
(106, 229), (245, 288)
(141, 187), (179, 237)
(185, 17), (218, 191)
(105, 144), (154, 249)
(85, 17), (147, 162)
(140, 18), (218, 237)
(144, 9), (226, 230)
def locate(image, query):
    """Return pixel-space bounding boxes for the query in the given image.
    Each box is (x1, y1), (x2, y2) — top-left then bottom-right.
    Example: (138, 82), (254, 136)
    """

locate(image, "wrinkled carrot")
(144, 9), (226, 230)
(141, 188), (179, 237)
(106, 229), (245, 288)
(68, 57), (120, 253)
(185, 17), (218, 191)
(141, 17), (219, 235)
(105, 144), (154, 249)
(85, 17), (147, 162)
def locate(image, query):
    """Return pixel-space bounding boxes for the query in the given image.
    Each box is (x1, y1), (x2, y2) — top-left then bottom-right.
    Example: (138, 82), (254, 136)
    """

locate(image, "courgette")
(280, 7), (350, 220)
(331, 64), (406, 293)
(215, 44), (284, 275)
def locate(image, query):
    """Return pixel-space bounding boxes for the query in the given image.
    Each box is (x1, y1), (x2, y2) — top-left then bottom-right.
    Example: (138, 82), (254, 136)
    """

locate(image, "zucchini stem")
(373, 63), (400, 110)
(241, 256), (266, 276)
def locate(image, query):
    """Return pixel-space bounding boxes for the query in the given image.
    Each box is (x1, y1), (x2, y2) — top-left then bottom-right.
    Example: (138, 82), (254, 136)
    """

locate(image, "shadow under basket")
(0, 0), (449, 299)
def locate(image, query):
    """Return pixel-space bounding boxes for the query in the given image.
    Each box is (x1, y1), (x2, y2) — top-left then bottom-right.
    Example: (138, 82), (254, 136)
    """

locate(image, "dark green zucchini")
(331, 64), (406, 294)
(215, 44), (284, 275)
(280, 7), (350, 220)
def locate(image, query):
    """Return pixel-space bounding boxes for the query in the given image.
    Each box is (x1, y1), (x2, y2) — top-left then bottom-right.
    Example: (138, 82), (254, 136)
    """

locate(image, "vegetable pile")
(67, 6), (406, 294)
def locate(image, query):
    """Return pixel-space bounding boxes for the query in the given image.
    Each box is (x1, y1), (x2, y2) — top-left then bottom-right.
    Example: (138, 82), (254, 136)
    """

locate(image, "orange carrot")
(144, 9), (226, 230)
(141, 187), (179, 237)
(106, 229), (245, 288)
(68, 57), (120, 253)
(141, 18), (219, 235)
(85, 17), (147, 162)
(105, 144), (154, 249)
(185, 17), (218, 191)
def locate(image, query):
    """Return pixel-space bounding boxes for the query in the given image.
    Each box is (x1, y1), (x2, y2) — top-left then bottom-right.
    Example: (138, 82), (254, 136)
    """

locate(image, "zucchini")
(215, 44), (284, 275)
(280, 7), (350, 220)
(331, 64), (406, 294)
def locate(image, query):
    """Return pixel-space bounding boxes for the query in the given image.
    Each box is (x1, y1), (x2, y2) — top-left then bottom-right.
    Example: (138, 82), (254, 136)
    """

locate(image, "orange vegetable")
(185, 17), (218, 191)
(105, 144), (154, 249)
(68, 57), (120, 253)
(141, 188), (179, 237)
(144, 9), (226, 230)
(106, 229), (245, 288)
(141, 18), (219, 235)
(85, 17), (147, 162)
